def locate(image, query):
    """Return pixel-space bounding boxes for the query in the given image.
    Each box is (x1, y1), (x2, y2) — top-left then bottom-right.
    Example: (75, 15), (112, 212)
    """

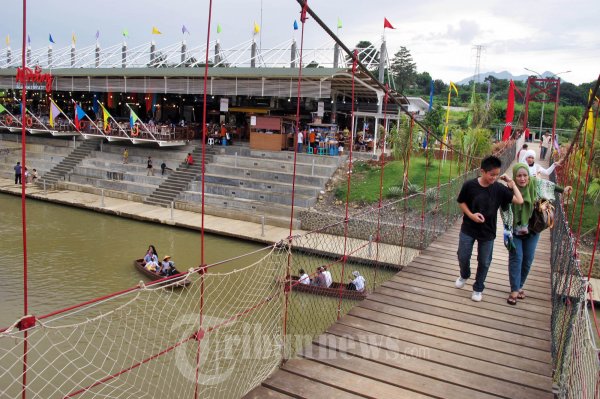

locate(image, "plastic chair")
(207, 138), (215, 146)
(318, 147), (327, 155)
(306, 146), (313, 154)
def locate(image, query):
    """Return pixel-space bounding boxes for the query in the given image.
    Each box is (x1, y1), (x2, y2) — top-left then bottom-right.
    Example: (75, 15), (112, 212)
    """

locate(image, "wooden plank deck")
(245, 219), (554, 398)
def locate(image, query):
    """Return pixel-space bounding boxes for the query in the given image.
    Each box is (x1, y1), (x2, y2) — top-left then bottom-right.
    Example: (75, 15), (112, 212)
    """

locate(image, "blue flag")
(92, 96), (99, 115)
(76, 104), (86, 120)
(49, 34), (55, 44)
(428, 80), (434, 112)
(293, 20), (299, 30)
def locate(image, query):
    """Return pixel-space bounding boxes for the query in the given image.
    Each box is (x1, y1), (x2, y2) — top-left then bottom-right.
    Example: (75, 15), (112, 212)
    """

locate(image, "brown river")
(0, 193), (397, 398)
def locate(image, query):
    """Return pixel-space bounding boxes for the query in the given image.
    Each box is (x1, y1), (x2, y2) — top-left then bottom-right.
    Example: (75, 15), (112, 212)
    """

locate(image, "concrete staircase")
(37, 139), (101, 186)
(144, 146), (212, 207)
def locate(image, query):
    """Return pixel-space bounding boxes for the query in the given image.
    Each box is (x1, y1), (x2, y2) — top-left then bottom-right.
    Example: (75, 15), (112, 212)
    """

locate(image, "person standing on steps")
(454, 155), (523, 302)
(123, 148), (129, 164)
(161, 161), (167, 175)
(147, 156), (154, 176)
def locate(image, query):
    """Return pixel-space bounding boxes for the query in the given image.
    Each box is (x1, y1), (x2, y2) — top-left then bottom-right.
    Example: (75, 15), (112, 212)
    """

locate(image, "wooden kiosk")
(249, 116), (287, 151)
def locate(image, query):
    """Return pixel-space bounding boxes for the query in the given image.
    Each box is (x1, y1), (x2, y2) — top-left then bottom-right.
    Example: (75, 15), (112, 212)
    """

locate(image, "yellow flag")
(99, 102), (111, 130)
(72, 33), (76, 45)
(253, 22), (260, 34)
(151, 27), (162, 35)
(587, 89), (595, 132)
(449, 81), (458, 96)
(5, 35), (9, 46)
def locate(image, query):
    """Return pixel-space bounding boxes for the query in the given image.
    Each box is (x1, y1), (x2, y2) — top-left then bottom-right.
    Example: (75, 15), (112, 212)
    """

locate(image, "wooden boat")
(133, 259), (191, 288)
(289, 276), (366, 300)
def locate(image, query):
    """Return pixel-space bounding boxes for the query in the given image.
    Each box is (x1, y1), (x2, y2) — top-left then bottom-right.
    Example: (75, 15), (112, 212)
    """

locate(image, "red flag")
(74, 103), (80, 131)
(384, 18), (395, 29)
(145, 94), (153, 113)
(502, 80), (515, 141)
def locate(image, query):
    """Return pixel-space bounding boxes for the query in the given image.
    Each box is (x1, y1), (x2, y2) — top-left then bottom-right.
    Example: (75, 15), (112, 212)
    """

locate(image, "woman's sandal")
(507, 295), (518, 306)
(517, 290), (526, 300)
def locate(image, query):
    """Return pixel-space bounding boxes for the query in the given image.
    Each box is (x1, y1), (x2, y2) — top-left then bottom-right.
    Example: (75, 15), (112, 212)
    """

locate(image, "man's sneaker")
(455, 277), (467, 289)
(471, 291), (483, 302)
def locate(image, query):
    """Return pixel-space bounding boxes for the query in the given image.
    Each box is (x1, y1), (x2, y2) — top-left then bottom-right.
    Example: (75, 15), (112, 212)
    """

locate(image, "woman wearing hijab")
(519, 149), (562, 177)
(501, 163), (571, 305)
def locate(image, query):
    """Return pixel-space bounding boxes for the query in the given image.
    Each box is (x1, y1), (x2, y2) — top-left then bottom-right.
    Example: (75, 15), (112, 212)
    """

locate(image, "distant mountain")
(456, 71), (562, 85)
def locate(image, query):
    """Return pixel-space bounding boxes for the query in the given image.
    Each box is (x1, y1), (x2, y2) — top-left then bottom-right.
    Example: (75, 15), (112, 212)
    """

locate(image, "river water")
(0, 193), (397, 398)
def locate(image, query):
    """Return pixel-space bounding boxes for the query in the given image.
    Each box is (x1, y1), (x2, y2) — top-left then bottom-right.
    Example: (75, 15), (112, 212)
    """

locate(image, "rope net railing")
(549, 76), (600, 398)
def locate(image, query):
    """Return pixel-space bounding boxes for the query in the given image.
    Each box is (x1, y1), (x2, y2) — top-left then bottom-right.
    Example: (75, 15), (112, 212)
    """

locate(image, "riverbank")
(0, 177), (295, 245)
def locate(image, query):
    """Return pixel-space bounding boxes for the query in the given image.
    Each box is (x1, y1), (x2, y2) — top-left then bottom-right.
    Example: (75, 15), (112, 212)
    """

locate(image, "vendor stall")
(249, 116), (287, 151)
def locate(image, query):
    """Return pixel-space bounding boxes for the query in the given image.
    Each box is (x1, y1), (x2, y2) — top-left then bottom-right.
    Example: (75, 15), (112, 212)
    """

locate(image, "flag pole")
(71, 99), (104, 137)
(125, 102), (158, 141)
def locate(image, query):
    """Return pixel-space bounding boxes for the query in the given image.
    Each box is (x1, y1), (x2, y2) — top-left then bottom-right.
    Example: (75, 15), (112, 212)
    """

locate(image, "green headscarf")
(511, 162), (537, 230)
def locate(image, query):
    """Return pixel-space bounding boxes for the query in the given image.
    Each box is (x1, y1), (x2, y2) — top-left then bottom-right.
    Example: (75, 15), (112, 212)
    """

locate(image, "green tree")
(414, 71), (433, 95)
(390, 46), (417, 93)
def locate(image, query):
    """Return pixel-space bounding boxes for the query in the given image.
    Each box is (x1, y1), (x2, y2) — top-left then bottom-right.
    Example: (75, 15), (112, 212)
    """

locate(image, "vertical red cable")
(20, 1), (29, 398)
(336, 50), (357, 320)
(372, 87), (389, 288)
(281, 0), (309, 360)
(194, 0), (213, 396)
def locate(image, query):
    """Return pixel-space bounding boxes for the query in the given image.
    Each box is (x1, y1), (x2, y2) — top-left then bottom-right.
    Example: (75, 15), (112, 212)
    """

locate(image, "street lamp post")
(524, 68), (571, 141)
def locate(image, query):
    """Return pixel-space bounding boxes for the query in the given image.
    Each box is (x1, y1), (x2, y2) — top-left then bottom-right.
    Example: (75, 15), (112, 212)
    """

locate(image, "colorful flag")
(502, 80), (515, 141)
(72, 33), (76, 45)
(49, 99), (62, 128)
(217, 24), (222, 34)
(428, 80), (434, 111)
(449, 81), (458, 96)
(122, 29), (129, 38)
(151, 27), (162, 35)
(0, 103), (7, 114)
(5, 35), (9, 46)
(337, 17), (342, 29)
(49, 34), (55, 44)
(95, 30), (100, 40)
(293, 20), (298, 30)
(182, 25), (190, 35)
(253, 22), (260, 34)
(98, 102), (111, 130)
(130, 108), (140, 128)
(92, 96), (99, 115)
(587, 89), (595, 132)
(383, 18), (395, 29)
(74, 103), (86, 131)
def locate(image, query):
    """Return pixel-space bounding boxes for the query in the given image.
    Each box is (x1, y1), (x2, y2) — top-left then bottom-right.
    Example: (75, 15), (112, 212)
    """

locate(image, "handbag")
(528, 199), (555, 233)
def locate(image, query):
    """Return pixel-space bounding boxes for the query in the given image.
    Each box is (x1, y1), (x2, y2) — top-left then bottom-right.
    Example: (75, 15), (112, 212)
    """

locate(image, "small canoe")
(289, 276), (366, 300)
(134, 259), (191, 287)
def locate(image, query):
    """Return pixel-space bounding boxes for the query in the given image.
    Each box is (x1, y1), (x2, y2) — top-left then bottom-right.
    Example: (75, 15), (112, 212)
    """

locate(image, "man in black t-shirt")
(455, 155), (523, 302)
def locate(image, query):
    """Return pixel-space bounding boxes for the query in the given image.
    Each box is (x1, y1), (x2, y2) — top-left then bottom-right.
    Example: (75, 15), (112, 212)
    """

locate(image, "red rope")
(569, 126), (588, 227)
(372, 86), (390, 287)
(20, 1), (29, 398)
(336, 50), (357, 320)
(573, 109), (598, 251)
(195, 1), (213, 396)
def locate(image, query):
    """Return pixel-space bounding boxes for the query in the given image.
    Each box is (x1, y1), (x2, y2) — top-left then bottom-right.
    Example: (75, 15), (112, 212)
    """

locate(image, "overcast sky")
(3, 0), (599, 85)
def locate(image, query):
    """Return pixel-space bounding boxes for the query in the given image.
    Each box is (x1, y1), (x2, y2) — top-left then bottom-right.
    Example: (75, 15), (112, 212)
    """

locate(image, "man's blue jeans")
(508, 232), (540, 292)
(457, 231), (495, 293)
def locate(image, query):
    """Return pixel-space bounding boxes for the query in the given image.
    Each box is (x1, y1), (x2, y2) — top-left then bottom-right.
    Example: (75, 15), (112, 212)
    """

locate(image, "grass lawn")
(335, 156), (466, 203)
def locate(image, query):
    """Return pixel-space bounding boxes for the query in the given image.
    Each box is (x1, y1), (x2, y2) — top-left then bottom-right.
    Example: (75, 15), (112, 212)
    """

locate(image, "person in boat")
(144, 245), (159, 264)
(160, 255), (177, 276)
(145, 258), (159, 273)
(347, 271), (366, 292)
(298, 269), (310, 285)
(322, 265), (333, 288)
(312, 267), (327, 287)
